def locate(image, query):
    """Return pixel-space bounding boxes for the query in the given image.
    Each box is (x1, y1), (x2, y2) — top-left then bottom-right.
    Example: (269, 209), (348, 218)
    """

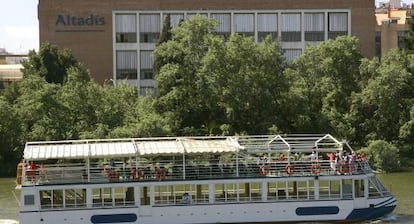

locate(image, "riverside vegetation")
(1, 15), (414, 177)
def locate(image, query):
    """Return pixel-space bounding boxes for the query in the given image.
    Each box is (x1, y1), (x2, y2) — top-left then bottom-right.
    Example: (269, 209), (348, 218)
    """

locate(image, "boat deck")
(20, 159), (371, 186)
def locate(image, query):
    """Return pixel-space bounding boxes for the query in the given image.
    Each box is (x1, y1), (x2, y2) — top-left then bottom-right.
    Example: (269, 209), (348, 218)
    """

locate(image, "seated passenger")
(181, 192), (192, 204)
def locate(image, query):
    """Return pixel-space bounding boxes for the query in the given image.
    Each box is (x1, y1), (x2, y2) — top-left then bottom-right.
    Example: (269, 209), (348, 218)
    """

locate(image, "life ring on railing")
(131, 168), (143, 180)
(338, 163), (349, 174)
(311, 163), (321, 175)
(258, 165), (270, 176)
(285, 164), (295, 175)
(107, 170), (119, 182)
(154, 168), (167, 180)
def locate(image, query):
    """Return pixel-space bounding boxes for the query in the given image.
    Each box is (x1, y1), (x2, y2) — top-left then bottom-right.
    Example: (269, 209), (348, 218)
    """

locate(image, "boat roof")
(23, 134), (345, 160)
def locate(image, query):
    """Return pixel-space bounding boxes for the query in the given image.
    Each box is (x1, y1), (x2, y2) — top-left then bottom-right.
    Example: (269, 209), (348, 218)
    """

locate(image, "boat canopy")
(23, 137), (241, 160)
(23, 134), (344, 161)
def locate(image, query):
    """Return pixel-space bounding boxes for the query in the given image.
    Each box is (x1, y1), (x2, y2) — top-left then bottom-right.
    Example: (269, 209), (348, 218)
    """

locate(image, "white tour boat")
(16, 134), (396, 224)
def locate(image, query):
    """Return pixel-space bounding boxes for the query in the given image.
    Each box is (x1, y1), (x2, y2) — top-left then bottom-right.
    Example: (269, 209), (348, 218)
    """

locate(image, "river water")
(1, 172), (413, 224)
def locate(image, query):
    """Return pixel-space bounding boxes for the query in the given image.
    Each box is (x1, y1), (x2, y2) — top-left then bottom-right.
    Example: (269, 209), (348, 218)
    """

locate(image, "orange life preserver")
(338, 163), (349, 174)
(154, 168), (167, 180)
(311, 163), (321, 175)
(258, 165), (270, 176)
(107, 169), (119, 182)
(131, 168), (143, 180)
(285, 164), (295, 175)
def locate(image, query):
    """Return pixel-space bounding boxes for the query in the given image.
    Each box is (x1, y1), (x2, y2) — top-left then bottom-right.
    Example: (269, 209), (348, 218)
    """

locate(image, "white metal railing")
(20, 159), (372, 186)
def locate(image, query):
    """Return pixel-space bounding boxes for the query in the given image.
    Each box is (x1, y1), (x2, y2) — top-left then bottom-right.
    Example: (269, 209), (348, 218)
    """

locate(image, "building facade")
(38, 0), (376, 95)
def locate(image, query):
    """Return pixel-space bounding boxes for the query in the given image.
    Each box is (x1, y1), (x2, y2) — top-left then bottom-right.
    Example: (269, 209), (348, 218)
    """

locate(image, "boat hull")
(20, 196), (396, 224)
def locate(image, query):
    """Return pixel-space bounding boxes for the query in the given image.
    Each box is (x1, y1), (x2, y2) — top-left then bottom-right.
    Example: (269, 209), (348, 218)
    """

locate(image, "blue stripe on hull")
(90, 213), (137, 224)
(296, 206), (340, 216)
(346, 205), (396, 221)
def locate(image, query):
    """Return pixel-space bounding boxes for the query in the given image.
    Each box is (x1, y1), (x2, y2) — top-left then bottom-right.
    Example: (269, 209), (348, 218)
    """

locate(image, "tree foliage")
(21, 42), (81, 84)
(3, 20), (414, 175)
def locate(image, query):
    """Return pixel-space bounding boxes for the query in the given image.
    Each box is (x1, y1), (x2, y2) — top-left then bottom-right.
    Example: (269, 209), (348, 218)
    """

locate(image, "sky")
(0, 0), (413, 54)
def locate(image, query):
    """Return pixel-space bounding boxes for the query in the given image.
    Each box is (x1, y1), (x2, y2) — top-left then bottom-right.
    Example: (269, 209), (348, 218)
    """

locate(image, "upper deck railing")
(18, 134), (366, 186)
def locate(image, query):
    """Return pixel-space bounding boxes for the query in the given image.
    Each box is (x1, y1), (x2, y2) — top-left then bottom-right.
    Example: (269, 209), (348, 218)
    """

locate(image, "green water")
(1, 172), (413, 223)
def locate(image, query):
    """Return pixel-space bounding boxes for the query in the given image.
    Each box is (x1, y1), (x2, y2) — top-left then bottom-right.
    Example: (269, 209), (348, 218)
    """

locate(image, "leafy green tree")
(347, 50), (414, 146)
(153, 15), (220, 135)
(360, 140), (400, 172)
(154, 14), (173, 74)
(201, 35), (286, 134)
(284, 36), (363, 135)
(21, 42), (79, 84)
(404, 17), (414, 52)
(0, 96), (22, 176)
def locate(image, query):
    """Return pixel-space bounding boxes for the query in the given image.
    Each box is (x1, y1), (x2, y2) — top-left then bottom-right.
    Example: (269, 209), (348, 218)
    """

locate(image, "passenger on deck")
(279, 154), (286, 161)
(327, 152), (336, 173)
(308, 151), (318, 162)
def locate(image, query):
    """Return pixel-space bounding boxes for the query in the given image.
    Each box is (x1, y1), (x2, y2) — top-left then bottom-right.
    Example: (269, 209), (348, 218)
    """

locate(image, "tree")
(0, 96), (22, 176)
(404, 17), (414, 52)
(21, 42), (80, 84)
(347, 50), (414, 145)
(284, 36), (363, 135)
(153, 14), (173, 74)
(360, 140), (400, 172)
(153, 15), (220, 135)
(201, 34), (286, 134)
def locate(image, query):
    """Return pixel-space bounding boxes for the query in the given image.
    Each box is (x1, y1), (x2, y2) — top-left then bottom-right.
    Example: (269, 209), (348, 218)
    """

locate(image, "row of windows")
(115, 12), (349, 43)
(115, 48), (302, 82)
(31, 178), (385, 209)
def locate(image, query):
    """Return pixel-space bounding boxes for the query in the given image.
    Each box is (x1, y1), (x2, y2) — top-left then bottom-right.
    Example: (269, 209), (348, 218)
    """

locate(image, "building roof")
(376, 10), (408, 25)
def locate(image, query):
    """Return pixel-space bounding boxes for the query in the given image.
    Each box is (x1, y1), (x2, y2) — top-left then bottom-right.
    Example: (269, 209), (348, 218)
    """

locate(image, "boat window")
(287, 181), (310, 200)
(319, 180), (341, 199)
(24, 194), (35, 206)
(40, 190), (52, 209)
(115, 187), (135, 206)
(140, 186), (150, 205)
(238, 182), (261, 202)
(154, 185), (175, 205)
(194, 184), (209, 204)
(342, 179), (353, 199)
(368, 177), (384, 198)
(354, 179), (365, 198)
(226, 183), (238, 202)
(92, 187), (113, 207)
(65, 189), (86, 208)
(176, 184), (196, 204)
(267, 181), (287, 200)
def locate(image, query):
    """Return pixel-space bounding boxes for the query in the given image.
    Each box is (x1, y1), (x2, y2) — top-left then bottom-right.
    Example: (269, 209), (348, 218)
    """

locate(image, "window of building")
(140, 14), (161, 43)
(257, 13), (278, 42)
(283, 49), (302, 61)
(168, 13), (184, 28)
(140, 50), (154, 80)
(140, 86), (156, 96)
(328, 12), (348, 39)
(234, 13), (254, 37)
(281, 13), (301, 42)
(304, 13), (324, 41)
(375, 31), (381, 57)
(116, 51), (137, 79)
(211, 13), (231, 39)
(115, 14), (137, 43)
(398, 31), (409, 49)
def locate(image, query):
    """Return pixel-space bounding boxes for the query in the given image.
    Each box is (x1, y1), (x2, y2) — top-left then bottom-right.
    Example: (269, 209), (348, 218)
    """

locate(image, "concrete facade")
(38, 0), (376, 90)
